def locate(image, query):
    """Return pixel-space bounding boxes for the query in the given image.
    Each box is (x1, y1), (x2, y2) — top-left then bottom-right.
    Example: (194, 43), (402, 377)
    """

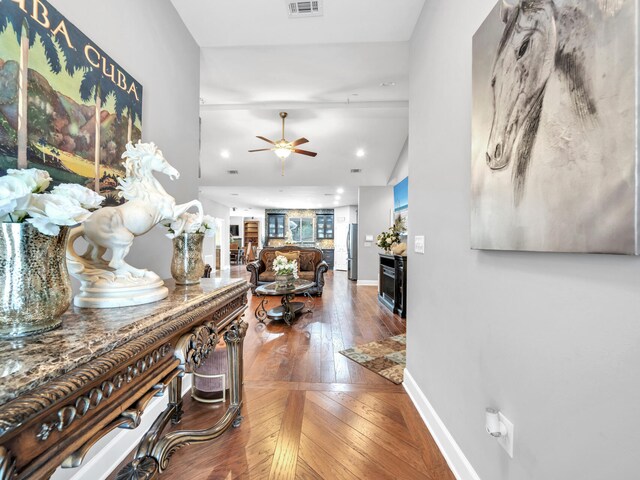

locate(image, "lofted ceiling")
(171, 0), (421, 209)
(199, 107), (408, 188)
(170, 0), (425, 48)
(199, 42), (410, 106)
(199, 186), (358, 211)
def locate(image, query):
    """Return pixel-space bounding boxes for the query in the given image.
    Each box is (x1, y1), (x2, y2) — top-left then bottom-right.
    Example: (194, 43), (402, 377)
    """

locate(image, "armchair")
(246, 246), (329, 296)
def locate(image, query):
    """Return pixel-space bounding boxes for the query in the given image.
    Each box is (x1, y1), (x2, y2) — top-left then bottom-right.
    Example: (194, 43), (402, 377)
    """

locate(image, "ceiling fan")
(249, 112), (317, 175)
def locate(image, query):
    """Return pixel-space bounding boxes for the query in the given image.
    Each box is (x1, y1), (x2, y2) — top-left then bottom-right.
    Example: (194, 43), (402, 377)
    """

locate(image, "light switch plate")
(365, 235), (374, 242)
(414, 236), (425, 254)
(497, 412), (514, 458)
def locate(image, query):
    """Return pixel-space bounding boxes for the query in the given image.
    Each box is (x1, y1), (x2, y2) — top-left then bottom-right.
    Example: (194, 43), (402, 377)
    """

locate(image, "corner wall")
(200, 196), (231, 271)
(406, 2), (640, 479)
(52, 0), (201, 280)
(357, 186), (393, 283)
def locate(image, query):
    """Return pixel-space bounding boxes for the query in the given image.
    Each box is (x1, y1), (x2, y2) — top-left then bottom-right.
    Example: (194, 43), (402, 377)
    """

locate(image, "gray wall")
(357, 186), (393, 283)
(406, 2), (640, 479)
(54, 0), (200, 280)
(200, 196), (231, 271)
(388, 137), (409, 186)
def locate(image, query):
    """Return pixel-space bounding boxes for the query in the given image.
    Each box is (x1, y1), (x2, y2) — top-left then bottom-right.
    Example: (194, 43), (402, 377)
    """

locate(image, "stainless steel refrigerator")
(347, 224), (358, 281)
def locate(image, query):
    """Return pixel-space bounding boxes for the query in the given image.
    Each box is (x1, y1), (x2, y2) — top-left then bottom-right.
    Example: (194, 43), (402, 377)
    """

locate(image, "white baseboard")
(52, 376), (193, 480)
(403, 369), (481, 480)
(356, 280), (378, 286)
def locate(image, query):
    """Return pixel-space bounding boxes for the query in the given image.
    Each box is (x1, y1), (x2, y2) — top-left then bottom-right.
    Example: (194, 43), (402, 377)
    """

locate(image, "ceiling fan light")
(275, 147), (292, 160)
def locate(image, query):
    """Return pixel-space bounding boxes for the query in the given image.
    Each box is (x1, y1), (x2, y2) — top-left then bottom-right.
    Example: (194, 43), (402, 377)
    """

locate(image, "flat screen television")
(230, 225), (240, 237)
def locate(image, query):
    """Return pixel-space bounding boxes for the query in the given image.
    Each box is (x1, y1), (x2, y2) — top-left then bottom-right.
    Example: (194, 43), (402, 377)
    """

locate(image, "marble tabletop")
(0, 278), (247, 405)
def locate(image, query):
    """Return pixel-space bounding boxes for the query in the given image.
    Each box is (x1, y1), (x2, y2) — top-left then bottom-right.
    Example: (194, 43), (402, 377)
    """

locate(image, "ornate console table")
(0, 278), (249, 480)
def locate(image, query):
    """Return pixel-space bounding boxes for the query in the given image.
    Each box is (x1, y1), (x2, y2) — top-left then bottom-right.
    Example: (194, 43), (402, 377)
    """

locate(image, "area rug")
(339, 334), (406, 384)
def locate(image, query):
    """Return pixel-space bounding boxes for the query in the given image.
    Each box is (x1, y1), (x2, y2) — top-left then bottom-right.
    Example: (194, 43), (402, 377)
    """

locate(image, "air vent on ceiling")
(227, 170), (239, 175)
(287, 0), (323, 18)
(350, 169), (362, 173)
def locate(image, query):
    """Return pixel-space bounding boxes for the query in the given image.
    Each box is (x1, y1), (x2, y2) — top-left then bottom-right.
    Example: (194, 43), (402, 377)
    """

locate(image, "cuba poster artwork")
(471, 0), (638, 254)
(0, 0), (143, 205)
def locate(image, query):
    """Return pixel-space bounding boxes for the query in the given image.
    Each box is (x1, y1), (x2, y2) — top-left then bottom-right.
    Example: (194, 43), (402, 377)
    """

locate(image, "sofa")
(246, 246), (329, 296)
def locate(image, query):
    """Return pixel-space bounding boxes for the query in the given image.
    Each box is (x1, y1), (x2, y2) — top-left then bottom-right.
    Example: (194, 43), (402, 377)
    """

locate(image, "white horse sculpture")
(67, 141), (203, 308)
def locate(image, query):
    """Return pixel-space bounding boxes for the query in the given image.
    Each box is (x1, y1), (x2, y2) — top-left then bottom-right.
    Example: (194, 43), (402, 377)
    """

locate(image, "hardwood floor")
(112, 268), (453, 479)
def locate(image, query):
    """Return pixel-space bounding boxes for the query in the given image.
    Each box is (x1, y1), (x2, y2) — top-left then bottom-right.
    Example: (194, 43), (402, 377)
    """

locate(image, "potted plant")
(376, 227), (401, 254)
(272, 255), (298, 290)
(165, 212), (216, 285)
(0, 168), (104, 338)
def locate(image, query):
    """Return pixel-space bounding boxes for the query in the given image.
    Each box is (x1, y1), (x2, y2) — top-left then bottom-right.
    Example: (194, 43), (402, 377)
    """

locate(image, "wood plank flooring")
(111, 269), (453, 479)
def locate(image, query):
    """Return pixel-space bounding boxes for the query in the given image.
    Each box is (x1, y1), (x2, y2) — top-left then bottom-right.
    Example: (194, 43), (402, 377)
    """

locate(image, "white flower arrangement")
(0, 168), (104, 236)
(272, 255), (299, 278)
(376, 227), (401, 251)
(165, 212), (216, 239)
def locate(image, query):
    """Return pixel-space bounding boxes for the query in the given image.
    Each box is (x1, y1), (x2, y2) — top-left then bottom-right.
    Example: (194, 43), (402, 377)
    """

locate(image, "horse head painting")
(67, 141), (204, 307)
(471, 0), (638, 254)
(487, 0), (598, 204)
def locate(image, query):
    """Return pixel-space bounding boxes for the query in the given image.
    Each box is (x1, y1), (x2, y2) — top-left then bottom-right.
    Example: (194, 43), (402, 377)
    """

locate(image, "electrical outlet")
(497, 412), (514, 458)
(414, 235), (425, 254)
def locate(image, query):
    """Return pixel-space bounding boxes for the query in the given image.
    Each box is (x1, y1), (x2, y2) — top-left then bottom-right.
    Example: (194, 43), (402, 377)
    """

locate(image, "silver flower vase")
(275, 274), (295, 290)
(171, 232), (205, 285)
(0, 223), (72, 338)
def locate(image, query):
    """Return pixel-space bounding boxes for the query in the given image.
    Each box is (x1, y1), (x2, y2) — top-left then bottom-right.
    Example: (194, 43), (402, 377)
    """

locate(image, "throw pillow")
(275, 251), (300, 267)
(298, 252), (315, 272)
(263, 251), (276, 271)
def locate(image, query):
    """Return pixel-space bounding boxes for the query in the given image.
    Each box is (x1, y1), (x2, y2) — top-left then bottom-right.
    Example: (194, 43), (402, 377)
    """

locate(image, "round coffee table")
(254, 279), (315, 326)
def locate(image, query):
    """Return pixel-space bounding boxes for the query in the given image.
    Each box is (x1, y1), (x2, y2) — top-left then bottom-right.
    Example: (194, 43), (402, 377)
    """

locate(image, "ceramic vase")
(171, 232), (205, 285)
(275, 274), (295, 290)
(0, 223), (72, 338)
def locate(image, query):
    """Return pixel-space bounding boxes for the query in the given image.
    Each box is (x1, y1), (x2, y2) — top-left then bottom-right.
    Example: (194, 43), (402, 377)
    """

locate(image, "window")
(316, 214), (334, 239)
(267, 214), (285, 239)
(289, 217), (314, 242)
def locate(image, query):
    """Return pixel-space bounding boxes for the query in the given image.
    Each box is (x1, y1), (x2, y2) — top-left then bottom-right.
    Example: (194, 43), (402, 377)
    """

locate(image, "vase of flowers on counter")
(166, 212), (216, 285)
(0, 169), (104, 338)
(273, 255), (298, 290)
(376, 227), (401, 254)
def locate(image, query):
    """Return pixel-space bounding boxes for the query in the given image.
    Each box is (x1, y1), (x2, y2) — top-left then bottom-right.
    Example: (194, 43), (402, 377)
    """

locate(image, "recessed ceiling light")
(380, 82), (396, 87)
(336, 187), (344, 194)
(356, 149), (365, 158)
(221, 150), (230, 159)
(334, 196), (341, 201)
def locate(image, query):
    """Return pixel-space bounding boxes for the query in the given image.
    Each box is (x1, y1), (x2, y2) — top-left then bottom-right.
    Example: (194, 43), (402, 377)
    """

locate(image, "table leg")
(303, 291), (316, 313)
(225, 322), (245, 427)
(116, 314), (248, 478)
(281, 293), (295, 326)
(169, 374), (183, 425)
(254, 296), (268, 323)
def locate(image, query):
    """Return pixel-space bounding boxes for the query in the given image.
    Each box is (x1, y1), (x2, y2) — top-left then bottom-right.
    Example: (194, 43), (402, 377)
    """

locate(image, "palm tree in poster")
(0, 5), (63, 168)
(113, 82), (142, 143)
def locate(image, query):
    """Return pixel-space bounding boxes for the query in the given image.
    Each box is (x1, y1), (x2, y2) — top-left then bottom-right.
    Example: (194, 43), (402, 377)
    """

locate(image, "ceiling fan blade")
(248, 148), (272, 153)
(256, 136), (276, 145)
(292, 149), (318, 157)
(289, 137), (309, 147)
